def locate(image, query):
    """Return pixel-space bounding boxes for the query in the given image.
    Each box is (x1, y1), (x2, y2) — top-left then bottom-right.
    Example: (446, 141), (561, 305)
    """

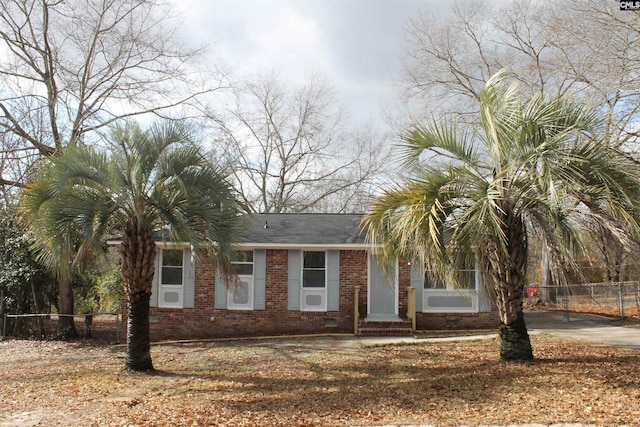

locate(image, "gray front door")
(367, 254), (398, 321)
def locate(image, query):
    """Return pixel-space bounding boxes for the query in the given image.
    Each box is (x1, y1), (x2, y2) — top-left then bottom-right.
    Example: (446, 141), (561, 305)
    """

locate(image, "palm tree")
(363, 71), (640, 361)
(21, 120), (241, 371)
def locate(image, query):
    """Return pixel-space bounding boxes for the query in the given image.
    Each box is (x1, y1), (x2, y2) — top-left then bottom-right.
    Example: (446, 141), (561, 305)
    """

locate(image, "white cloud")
(172, 0), (451, 125)
(253, 6), (319, 55)
(246, 5), (326, 78)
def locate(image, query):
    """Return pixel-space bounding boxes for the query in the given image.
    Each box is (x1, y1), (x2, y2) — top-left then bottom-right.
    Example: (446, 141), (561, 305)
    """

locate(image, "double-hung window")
(228, 251), (254, 310)
(158, 249), (184, 308)
(301, 251), (327, 311)
(424, 269), (476, 290)
(424, 270), (446, 289)
(422, 268), (477, 312)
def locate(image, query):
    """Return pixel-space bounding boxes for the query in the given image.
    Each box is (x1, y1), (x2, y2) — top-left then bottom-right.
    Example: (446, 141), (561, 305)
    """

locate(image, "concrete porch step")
(358, 319), (414, 337)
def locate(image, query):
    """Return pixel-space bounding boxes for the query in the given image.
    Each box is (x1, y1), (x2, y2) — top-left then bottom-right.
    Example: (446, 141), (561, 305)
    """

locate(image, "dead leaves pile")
(1, 335), (640, 426)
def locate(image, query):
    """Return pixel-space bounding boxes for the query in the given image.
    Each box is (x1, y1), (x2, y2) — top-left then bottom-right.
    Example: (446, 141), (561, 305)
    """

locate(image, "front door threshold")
(365, 314), (402, 322)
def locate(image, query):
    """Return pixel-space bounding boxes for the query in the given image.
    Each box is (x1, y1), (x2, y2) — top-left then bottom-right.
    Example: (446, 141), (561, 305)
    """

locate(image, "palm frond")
(365, 67), (640, 303)
(20, 119), (243, 279)
(400, 121), (481, 174)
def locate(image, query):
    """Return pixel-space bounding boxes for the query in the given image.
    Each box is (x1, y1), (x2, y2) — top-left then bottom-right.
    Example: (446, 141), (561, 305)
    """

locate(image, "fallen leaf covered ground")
(1, 334), (639, 426)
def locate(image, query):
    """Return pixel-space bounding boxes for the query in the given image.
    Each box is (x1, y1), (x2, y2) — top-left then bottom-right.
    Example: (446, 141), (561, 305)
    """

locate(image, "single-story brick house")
(127, 213), (497, 341)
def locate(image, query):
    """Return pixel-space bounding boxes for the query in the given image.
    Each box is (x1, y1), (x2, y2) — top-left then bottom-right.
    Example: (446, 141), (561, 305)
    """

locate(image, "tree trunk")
(57, 276), (78, 339)
(126, 294), (153, 371)
(484, 213), (534, 361)
(499, 305), (533, 361)
(30, 279), (44, 338)
(494, 277), (534, 361)
(12, 282), (27, 336)
(0, 288), (4, 337)
(120, 221), (156, 371)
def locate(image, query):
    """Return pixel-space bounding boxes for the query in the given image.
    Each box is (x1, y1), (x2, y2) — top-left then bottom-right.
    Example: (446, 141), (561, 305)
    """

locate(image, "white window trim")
(158, 249), (184, 309)
(422, 268), (479, 313)
(300, 251), (327, 312)
(423, 268), (477, 291)
(227, 251), (255, 310)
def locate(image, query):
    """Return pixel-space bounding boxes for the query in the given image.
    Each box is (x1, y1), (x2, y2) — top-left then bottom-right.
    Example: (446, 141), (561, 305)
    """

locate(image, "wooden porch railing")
(407, 287), (416, 333)
(354, 286), (360, 336)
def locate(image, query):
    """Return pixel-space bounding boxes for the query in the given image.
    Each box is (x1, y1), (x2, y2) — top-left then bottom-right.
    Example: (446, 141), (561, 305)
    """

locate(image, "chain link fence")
(528, 281), (640, 319)
(1, 312), (121, 343)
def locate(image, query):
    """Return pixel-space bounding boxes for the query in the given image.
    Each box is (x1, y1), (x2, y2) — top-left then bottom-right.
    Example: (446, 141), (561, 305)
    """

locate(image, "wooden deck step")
(358, 319), (414, 337)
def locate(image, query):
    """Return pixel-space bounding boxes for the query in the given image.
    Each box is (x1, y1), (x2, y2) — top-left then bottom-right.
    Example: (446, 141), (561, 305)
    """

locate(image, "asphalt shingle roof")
(240, 213), (366, 245)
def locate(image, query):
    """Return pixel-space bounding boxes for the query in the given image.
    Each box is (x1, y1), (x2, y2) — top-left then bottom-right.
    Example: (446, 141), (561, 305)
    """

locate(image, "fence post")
(1, 313), (5, 339)
(354, 286), (360, 336)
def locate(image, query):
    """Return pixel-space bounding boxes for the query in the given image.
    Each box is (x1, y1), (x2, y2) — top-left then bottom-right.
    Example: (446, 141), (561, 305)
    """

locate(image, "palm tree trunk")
(493, 276), (533, 361)
(485, 213), (534, 361)
(120, 221), (156, 371)
(126, 293), (153, 371)
(499, 306), (533, 361)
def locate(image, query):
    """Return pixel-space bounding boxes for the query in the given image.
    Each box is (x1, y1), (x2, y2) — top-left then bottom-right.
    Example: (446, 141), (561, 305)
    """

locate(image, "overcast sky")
(175, 0), (450, 127)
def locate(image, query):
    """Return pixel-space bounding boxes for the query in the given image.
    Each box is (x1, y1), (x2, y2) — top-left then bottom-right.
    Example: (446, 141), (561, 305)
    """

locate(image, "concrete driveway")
(525, 311), (640, 351)
(355, 311), (640, 351)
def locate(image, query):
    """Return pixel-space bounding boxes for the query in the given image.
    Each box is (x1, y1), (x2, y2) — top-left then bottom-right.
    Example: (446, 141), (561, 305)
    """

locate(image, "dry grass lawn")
(1, 334), (640, 426)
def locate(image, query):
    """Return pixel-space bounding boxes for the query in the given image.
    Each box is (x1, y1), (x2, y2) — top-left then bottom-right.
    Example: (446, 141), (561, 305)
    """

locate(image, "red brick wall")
(339, 250), (367, 327)
(416, 312), (499, 330)
(398, 259), (411, 317)
(125, 249), (370, 341)
(119, 249), (497, 341)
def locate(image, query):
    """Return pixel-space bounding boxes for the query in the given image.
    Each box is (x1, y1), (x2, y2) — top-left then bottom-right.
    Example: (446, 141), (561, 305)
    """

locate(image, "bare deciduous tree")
(0, 0), (225, 186)
(401, 0), (640, 146)
(214, 72), (388, 214)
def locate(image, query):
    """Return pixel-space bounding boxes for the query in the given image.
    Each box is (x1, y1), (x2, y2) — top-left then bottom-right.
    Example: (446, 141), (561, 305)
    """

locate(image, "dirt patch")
(0, 409), (46, 427)
(1, 335), (640, 426)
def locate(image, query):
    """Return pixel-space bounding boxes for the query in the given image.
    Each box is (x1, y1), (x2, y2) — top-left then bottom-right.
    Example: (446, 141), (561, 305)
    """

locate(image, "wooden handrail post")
(407, 287), (416, 333)
(354, 286), (360, 336)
